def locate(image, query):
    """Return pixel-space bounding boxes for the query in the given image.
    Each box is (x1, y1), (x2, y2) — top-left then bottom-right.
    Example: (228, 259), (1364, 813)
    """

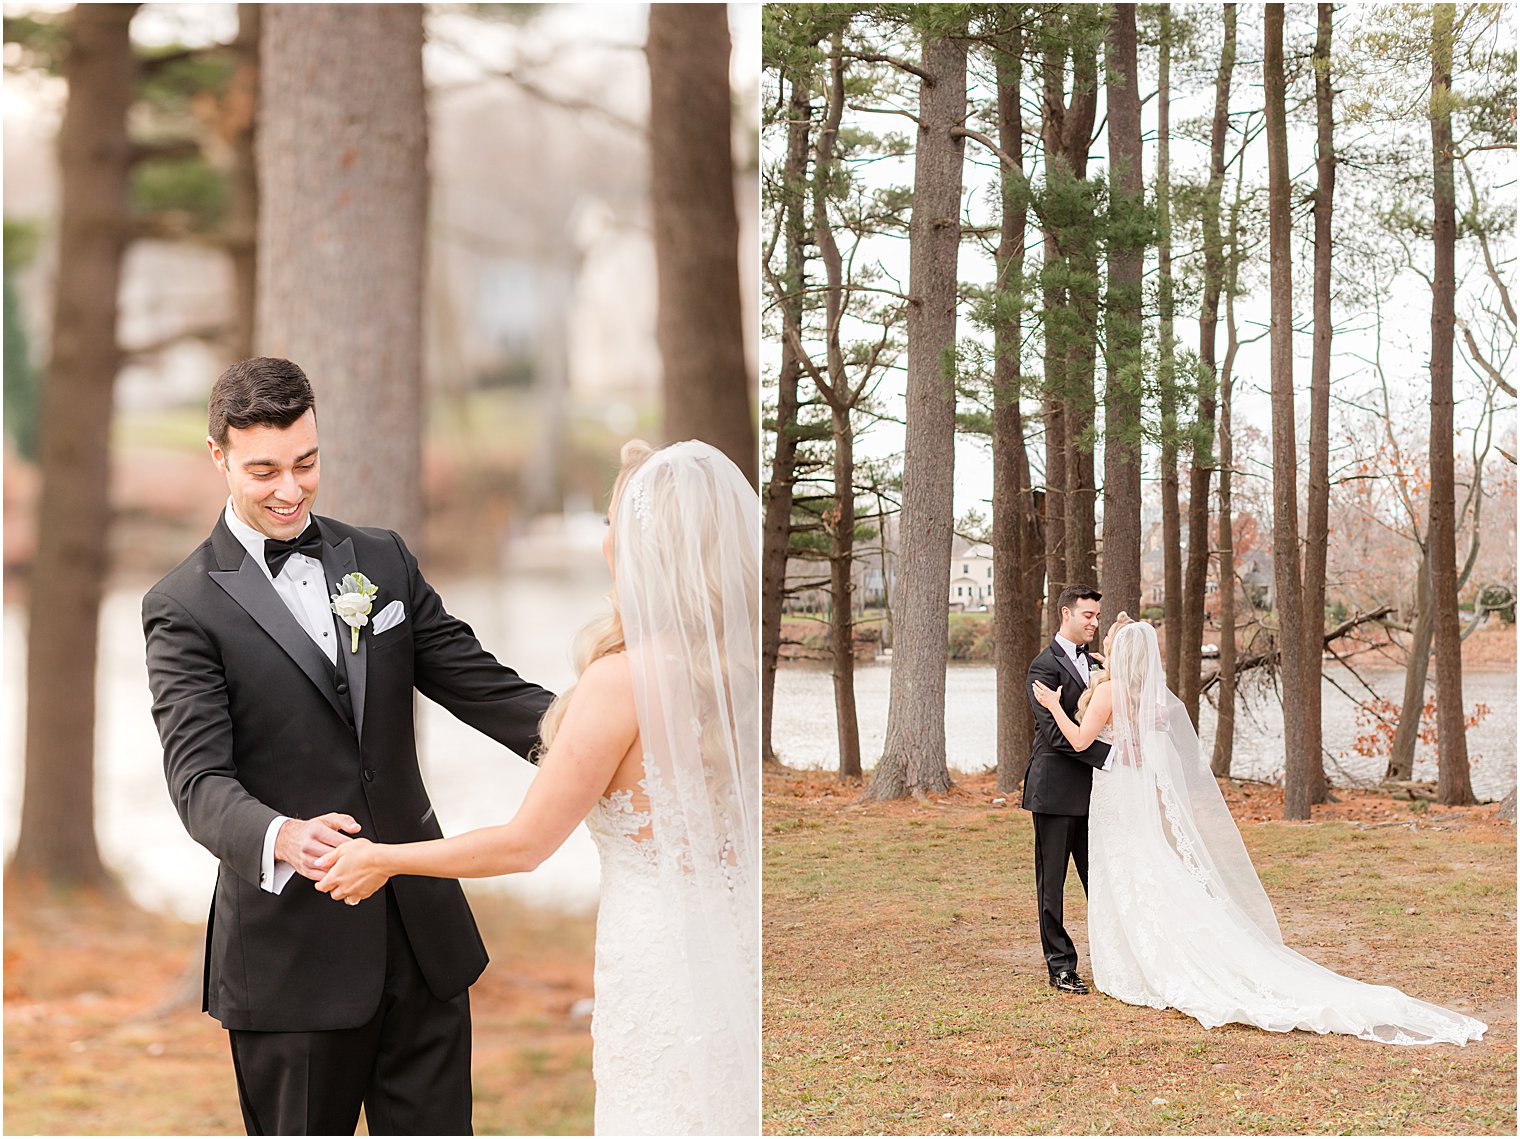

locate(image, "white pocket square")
(371, 599), (407, 635)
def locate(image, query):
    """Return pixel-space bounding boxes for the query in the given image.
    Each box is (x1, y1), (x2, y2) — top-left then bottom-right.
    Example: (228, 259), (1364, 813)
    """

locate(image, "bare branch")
(848, 103), (922, 128)
(1455, 314), (1516, 396)
(839, 49), (933, 84)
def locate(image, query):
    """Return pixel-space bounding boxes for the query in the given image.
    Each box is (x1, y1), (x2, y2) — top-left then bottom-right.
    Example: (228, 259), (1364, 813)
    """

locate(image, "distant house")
(950, 542), (995, 610)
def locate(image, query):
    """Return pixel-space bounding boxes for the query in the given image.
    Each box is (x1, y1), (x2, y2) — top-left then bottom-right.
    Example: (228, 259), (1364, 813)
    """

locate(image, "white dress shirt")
(222, 500), (336, 894)
(1053, 631), (1091, 686)
(1053, 630), (1115, 770)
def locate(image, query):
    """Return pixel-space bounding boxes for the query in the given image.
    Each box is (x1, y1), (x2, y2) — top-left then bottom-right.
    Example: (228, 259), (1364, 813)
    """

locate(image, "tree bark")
(811, 39), (861, 782)
(1386, 553), (1434, 780)
(1427, 2), (1476, 805)
(1211, 82), (1243, 779)
(1302, 2), (1337, 802)
(760, 62), (812, 767)
(867, 29), (965, 801)
(1264, 4), (1313, 820)
(257, 5), (427, 540)
(1102, 3), (1143, 622)
(227, 3), (259, 362)
(647, 5), (756, 484)
(992, 24), (1039, 794)
(1063, 37), (1100, 593)
(1158, 6), (1182, 690)
(12, 2), (139, 889)
(1185, 3), (1234, 727)
(1039, 14), (1099, 627)
(1040, 28), (1069, 635)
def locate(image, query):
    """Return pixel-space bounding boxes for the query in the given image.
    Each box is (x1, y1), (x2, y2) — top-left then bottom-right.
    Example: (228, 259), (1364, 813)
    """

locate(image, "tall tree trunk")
(1102, 3), (1143, 622)
(257, 5), (427, 540)
(1211, 253), (1243, 777)
(227, 3), (260, 362)
(811, 39), (860, 781)
(1040, 31), (1069, 635)
(1158, 6), (1182, 689)
(1264, 3), (1313, 820)
(760, 65), (812, 766)
(1040, 16), (1099, 625)
(1189, 2), (1234, 726)
(867, 30), (965, 801)
(12, 2), (139, 888)
(1211, 100), (1243, 779)
(993, 24), (1038, 794)
(1386, 553), (1434, 780)
(828, 397), (860, 780)
(1302, 2), (1336, 802)
(1427, 2), (1475, 805)
(1064, 40), (1099, 593)
(646, 4), (756, 483)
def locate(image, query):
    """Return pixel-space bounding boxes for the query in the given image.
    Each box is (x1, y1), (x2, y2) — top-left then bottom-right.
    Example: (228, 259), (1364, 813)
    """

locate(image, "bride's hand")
(1030, 680), (1063, 710)
(314, 837), (390, 904)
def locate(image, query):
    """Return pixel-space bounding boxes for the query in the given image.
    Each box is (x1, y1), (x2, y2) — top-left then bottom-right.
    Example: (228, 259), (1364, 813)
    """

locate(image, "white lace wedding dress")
(1085, 623), (1486, 1046)
(584, 777), (756, 1134)
(579, 439), (760, 1133)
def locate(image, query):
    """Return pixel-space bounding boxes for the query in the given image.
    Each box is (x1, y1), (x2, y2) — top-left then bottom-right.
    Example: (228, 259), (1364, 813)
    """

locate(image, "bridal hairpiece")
(632, 481), (653, 529)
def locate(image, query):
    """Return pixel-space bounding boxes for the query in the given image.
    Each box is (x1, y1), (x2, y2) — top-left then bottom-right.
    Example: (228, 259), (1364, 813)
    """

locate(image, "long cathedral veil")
(612, 439), (759, 1132)
(1102, 621), (1486, 1046)
(1107, 621), (1284, 944)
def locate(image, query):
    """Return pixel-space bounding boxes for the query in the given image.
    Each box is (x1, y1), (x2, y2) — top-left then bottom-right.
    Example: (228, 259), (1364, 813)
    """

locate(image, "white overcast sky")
(761, 5), (1515, 525)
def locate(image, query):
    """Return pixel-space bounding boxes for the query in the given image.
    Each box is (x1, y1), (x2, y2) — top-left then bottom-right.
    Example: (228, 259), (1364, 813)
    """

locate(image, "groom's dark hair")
(209, 357), (316, 449)
(1057, 583), (1101, 613)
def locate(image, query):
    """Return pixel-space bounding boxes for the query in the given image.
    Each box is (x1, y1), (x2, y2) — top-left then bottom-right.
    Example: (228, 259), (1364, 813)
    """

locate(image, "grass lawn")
(763, 768), (1516, 1136)
(3, 879), (596, 1135)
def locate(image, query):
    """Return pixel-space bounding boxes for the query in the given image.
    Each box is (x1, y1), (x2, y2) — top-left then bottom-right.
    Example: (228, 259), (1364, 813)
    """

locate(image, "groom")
(143, 357), (555, 1135)
(1023, 584), (1111, 995)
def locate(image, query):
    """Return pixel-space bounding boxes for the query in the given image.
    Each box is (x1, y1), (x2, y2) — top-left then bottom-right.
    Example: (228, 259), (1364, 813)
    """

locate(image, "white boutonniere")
(330, 572), (379, 653)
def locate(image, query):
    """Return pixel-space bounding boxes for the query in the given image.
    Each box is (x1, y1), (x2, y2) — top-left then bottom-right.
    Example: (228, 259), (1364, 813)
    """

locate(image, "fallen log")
(1200, 605), (1396, 693)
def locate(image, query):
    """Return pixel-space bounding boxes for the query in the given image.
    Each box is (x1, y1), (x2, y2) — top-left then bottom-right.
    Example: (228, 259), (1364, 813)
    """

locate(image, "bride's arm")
(1030, 679), (1112, 752)
(314, 653), (637, 902)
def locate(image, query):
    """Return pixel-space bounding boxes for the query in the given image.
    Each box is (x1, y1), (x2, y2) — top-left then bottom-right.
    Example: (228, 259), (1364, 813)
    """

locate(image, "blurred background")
(3, 3), (758, 1133)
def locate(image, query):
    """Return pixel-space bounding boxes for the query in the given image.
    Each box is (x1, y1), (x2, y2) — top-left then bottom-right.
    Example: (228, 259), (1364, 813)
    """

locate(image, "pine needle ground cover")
(763, 768), (1515, 1136)
(4, 881), (596, 1135)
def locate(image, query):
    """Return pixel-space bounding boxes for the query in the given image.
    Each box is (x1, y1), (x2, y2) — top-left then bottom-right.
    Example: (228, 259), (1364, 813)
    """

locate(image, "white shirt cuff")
(261, 815), (297, 894)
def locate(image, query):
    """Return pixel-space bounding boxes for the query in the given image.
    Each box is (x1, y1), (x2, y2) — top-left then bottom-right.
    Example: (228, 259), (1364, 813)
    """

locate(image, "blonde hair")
(1075, 611), (1135, 723)
(1107, 618), (1154, 728)
(536, 439), (654, 752)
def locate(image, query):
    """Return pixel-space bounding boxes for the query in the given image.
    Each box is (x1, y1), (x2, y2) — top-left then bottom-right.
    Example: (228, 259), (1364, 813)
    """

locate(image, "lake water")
(772, 659), (1517, 801)
(4, 551), (614, 921)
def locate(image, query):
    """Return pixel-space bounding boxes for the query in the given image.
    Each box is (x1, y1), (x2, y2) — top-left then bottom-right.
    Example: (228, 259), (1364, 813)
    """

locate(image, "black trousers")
(1032, 811), (1089, 976)
(227, 887), (472, 1136)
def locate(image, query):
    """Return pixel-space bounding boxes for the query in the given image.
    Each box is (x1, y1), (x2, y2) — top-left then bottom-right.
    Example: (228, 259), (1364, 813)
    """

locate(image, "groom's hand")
(276, 813), (362, 881)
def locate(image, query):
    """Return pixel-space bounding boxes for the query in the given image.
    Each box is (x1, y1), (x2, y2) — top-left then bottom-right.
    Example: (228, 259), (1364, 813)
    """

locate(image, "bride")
(1032, 620), (1485, 1046)
(315, 439), (759, 1133)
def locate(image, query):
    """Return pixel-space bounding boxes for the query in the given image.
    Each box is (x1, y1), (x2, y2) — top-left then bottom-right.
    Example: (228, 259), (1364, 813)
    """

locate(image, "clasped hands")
(276, 812), (389, 905)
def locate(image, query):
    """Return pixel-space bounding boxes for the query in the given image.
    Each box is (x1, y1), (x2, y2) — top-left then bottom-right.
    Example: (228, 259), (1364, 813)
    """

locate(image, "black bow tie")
(264, 522), (323, 576)
(1074, 643), (1091, 657)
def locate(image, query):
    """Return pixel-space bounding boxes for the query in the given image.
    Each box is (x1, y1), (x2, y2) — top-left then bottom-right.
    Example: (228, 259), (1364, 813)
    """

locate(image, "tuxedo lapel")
(317, 523), (368, 743)
(1049, 640), (1087, 691)
(210, 548), (350, 725)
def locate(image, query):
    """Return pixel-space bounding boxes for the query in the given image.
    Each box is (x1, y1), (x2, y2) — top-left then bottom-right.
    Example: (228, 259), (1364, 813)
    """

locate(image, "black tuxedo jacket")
(143, 513), (555, 1032)
(1021, 639), (1111, 816)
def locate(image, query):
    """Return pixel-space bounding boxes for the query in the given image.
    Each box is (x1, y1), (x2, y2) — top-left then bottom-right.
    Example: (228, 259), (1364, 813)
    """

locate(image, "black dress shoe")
(1049, 969), (1089, 994)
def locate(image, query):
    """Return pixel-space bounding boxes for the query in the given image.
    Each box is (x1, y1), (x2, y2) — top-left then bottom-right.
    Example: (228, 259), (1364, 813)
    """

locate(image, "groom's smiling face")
(208, 409), (321, 541)
(1061, 598), (1101, 646)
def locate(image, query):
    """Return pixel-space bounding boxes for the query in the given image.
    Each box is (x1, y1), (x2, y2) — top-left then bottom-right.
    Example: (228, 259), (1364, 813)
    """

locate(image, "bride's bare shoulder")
(577, 650), (634, 701)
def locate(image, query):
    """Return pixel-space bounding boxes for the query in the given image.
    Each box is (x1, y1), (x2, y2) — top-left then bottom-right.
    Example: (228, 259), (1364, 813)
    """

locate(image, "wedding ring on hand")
(344, 897), (359, 906)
